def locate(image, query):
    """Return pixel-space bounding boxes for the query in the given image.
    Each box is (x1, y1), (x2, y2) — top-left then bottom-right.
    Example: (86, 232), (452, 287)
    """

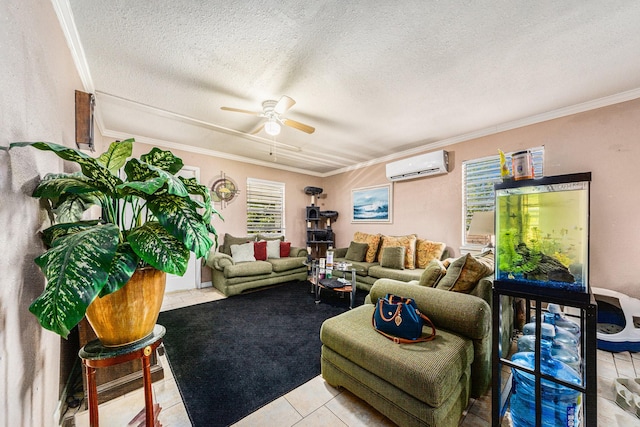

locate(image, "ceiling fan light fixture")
(264, 119), (281, 136)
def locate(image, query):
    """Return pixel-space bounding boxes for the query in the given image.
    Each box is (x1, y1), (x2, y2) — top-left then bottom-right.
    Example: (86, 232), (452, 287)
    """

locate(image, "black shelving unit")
(492, 283), (597, 426)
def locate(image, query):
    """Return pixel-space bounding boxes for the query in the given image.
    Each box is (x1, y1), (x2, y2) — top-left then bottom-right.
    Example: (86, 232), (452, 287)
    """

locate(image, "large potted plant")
(11, 138), (219, 345)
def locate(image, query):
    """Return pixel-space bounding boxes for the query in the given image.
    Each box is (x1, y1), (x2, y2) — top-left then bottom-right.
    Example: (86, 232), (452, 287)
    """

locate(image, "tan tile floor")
(73, 287), (640, 426)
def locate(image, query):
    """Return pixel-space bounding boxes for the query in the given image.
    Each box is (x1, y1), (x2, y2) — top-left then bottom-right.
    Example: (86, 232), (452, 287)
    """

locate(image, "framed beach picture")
(351, 184), (393, 223)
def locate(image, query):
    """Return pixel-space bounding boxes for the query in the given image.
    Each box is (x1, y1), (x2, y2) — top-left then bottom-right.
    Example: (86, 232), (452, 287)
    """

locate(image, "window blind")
(246, 178), (285, 235)
(462, 147), (544, 245)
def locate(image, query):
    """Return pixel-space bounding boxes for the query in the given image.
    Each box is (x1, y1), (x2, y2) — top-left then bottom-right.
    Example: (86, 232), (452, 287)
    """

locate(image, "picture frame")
(351, 183), (393, 223)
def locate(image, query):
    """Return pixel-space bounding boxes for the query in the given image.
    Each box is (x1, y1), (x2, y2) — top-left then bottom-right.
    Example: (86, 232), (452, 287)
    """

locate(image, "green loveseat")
(320, 278), (512, 427)
(205, 233), (308, 296)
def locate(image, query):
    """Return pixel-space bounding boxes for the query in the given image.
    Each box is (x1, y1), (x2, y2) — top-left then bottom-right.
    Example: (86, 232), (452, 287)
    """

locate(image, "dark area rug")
(157, 280), (365, 427)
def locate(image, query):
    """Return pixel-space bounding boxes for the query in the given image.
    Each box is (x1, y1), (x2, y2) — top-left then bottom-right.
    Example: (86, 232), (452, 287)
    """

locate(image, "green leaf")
(124, 158), (188, 197)
(147, 194), (213, 258)
(140, 147), (184, 174)
(32, 173), (99, 199)
(30, 224), (120, 338)
(179, 176), (213, 219)
(117, 177), (166, 197)
(12, 141), (122, 195)
(53, 192), (101, 223)
(97, 139), (133, 175)
(127, 222), (189, 275)
(41, 220), (103, 247)
(99, 243), (138, 297)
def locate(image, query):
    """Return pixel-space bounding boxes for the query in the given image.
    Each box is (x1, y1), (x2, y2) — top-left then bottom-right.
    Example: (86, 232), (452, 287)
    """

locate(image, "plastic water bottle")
(510, 341), (582, 427)
(517, 323), (581, 371)
(548, 304), (581, 337)
(523, 319), (579, 347)
(530, 307), (581, 339)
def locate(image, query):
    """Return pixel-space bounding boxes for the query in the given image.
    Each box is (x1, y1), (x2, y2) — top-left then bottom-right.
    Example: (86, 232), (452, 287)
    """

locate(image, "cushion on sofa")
(353, 232), (382, 263)
(254, 240), (267, 261)
(230, 242), (256, 262)
(280, 241), (291, 257)
(416, 239), (447, 268)
(419, 259), (447, 287)
(266, 239), (281, 259)
(267, 256), (306, 273)
(222, 260), (273, 278)
(368, 265), (423, 282)
(436, 253), (493, 293)
(345, 241), (369, 262)
(333, 257), (377, 276)
(258, 233), (285, 241)
(379, 234), (417, 269)
(379, 246), (405, 270)
(222, 233), (257, 255)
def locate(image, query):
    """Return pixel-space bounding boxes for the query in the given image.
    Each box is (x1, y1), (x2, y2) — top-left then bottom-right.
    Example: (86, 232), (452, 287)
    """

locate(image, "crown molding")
(51, 0), (94, 92)
(101, 130), (324, 177)
(324, 87), (640, 177)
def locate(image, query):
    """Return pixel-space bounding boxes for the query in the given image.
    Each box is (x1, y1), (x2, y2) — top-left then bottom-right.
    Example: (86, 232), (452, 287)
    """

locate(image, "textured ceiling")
(62, 1), (640, 175)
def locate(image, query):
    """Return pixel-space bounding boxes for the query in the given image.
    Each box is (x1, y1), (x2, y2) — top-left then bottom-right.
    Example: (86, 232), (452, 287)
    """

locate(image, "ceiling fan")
(221, 95), (315, 136)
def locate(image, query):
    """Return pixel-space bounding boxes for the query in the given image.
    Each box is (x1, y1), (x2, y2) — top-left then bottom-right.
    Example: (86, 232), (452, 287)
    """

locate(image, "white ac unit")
(386, 150), (449, 182)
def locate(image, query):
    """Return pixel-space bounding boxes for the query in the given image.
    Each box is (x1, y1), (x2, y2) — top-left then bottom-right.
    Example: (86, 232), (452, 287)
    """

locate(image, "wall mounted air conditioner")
(386, 150), (449, 182)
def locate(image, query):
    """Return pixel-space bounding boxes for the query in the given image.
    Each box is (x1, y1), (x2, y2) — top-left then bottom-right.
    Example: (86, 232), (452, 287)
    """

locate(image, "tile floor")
(71, 287), (640, 426)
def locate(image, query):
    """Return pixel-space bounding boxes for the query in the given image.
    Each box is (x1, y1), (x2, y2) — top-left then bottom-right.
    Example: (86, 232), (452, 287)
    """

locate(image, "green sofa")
(331, 246), (451, 292)
(205, 233), (309, 296)
(320, 278), (512, 427)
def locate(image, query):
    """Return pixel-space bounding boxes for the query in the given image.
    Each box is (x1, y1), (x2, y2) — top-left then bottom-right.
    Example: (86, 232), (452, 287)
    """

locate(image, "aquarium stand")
(492, 283), (597, 426)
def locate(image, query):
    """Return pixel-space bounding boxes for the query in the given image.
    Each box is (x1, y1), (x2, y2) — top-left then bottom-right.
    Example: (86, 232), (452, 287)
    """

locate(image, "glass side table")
(79, 324), (165, 427)
(310, 261), (357, 309)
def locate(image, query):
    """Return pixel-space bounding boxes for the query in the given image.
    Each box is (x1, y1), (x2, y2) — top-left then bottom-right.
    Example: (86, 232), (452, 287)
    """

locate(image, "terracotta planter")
(85, 267), (166, 347)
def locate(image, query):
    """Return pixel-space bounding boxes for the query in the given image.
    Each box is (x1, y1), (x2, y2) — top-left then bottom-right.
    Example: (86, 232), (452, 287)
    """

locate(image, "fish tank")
(494, 173), (591, 294)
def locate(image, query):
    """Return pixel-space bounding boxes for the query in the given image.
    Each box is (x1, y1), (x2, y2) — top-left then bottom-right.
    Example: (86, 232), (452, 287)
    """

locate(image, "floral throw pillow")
(415, 239), (447, 268)
(353, 232), (382, 263)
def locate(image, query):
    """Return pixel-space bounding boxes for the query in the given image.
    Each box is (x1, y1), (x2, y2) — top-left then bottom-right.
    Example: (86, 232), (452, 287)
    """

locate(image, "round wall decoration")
(211, 174), (239, 208)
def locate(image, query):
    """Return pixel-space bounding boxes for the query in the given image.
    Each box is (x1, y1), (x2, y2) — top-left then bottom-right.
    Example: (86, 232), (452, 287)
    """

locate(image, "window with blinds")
(462, 147), (544, 245)
(246, 178), (285, 235)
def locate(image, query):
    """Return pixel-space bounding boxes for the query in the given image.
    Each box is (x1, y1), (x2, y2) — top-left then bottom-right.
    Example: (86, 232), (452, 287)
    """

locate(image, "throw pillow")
(230, 242), (256, 263)
(280, 241), (291, 257)
(379, 234), (417, 269)
(266, 239), (281, 259)
(380, 246), (406, 270)
(418, 259), (448, 287)
(436, 253), (493, 293)
(222, 233), (257, 255)
(475, 250), (495, 275)
(353, 232), (382, 263)
(258, 233), (285, 241)
(415, 239), (447, 268)
(344, 241), (368, 262)
(253, 240), (267, 261)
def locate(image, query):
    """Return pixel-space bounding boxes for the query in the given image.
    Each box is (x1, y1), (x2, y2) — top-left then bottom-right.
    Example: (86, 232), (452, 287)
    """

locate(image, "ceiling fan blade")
(274, 95), (296, 115)
(250, 123), (265, 135)
(282, 118), (315, 134)
(221, 106), (262, 116)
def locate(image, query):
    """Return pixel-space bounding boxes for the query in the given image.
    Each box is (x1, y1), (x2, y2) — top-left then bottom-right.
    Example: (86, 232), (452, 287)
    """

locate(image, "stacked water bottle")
(510, 304), (583, 427)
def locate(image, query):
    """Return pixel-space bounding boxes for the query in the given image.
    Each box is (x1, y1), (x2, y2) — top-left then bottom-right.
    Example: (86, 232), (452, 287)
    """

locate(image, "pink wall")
(326, 98), (640, 298)
(115, 98), (640, 298)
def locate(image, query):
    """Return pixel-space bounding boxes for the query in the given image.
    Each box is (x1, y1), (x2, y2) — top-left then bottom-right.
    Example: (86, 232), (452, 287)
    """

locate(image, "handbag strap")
(372, 301), (437, 344)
